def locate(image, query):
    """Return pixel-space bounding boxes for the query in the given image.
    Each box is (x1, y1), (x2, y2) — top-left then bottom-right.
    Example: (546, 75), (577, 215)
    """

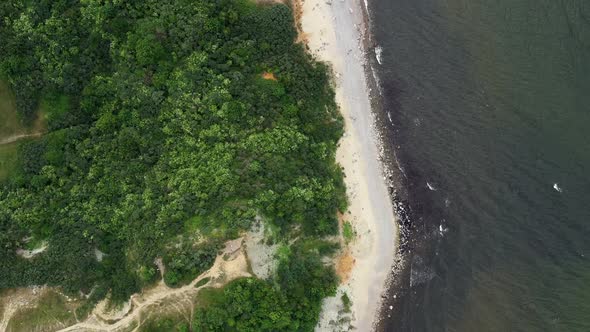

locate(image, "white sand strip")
(299, 1), (398, 331)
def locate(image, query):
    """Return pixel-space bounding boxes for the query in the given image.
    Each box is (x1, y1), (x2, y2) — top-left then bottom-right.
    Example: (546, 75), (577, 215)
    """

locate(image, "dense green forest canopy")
(0, 0), (345, 329)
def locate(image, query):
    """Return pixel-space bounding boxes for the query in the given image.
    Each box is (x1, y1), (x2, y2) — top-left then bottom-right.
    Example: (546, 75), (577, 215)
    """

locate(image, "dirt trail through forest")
(55, 238), (250, 332)
(0, 132), (44, 146)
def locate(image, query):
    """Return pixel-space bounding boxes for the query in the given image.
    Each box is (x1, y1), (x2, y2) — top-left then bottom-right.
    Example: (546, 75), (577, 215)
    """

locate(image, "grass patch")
(0, 80), (22, 140)
(343, 222), (354, 243)
(40, 93), (69, 123)
(24, 236), (46, 251)
(0, 80), (47, 182)
(0, 299), (5, 319)
(6, 291), (77, 332)
(0, 143), (18, 182)
(194, 287), (224, 309)
(195, 277), (211, 288)
(139, 312), (190, 332)
(183, 215), (204, 233)
(341, 292), (352, 313)
(298, 238), (340, 256)
(276, 244), (291, 262)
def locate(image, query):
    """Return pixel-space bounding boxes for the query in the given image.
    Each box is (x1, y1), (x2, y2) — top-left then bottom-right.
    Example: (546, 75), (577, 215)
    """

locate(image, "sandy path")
(0, 133), (43, 146)
(299, 0), (398, 331)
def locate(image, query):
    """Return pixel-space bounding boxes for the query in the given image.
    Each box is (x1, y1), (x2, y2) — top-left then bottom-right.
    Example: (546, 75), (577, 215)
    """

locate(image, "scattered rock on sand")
(244, 219), (278, 280)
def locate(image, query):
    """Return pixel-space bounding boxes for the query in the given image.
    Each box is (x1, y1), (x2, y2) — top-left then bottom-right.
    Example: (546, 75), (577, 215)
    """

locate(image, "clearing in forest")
(0, 80), (23, 141)
(0, 81), (23, 181)
(0, 288), (79, 332)
(261, 71), (277, 81)
(0, 80), (48, 145)
(0, 143), (18, 182)
(0, 80), (48, 180)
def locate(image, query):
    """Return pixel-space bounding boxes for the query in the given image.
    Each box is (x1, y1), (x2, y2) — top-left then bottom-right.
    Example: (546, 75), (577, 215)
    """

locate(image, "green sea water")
(370, 0), (590, 330)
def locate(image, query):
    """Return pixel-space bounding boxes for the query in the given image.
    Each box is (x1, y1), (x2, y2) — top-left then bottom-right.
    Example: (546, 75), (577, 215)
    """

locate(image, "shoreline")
(296, 0), (399, 330)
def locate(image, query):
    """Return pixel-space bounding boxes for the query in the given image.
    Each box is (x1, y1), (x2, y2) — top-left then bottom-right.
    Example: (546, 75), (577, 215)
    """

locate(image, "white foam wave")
(439, 224), (448, 236)
(375, 45), (383, 65)
(370, 65), (382, 95)
(427, 182), (437, 191)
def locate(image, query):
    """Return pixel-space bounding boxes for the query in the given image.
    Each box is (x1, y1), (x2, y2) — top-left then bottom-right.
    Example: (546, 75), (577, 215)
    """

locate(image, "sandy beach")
(296, 0), (398, 331)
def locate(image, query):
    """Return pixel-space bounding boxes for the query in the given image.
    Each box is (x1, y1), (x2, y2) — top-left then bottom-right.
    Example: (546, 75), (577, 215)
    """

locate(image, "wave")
(375, 45), (383, 65)
(426, 182), (437, 191)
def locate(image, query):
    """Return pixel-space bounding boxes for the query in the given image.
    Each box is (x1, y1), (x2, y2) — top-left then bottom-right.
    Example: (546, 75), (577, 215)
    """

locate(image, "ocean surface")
(367, 0), (590, 331)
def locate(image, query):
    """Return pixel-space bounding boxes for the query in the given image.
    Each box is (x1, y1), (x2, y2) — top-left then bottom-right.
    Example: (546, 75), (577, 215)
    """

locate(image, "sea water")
(368, 0), (590, 331)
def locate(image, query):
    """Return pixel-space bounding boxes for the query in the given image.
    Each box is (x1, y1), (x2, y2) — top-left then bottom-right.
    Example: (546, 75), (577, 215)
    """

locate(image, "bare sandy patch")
(335, 250), (355, 284)
(0, 287), (78, 332)
(244, 220), (279, 279)
(0, 287), (46, 331)
(16, 242), (48, 259)
(262, 72), (278, 81)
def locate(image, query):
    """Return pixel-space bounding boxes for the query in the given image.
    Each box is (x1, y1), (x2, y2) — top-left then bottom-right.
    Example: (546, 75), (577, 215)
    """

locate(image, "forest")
(0, 0), (346, 330)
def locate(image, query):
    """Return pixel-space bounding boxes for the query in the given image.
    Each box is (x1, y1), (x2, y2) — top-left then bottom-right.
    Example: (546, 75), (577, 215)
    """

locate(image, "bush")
(343, 222), (354, 243)
(194, 278), (291, 332)
(163, 242), (219, 287)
